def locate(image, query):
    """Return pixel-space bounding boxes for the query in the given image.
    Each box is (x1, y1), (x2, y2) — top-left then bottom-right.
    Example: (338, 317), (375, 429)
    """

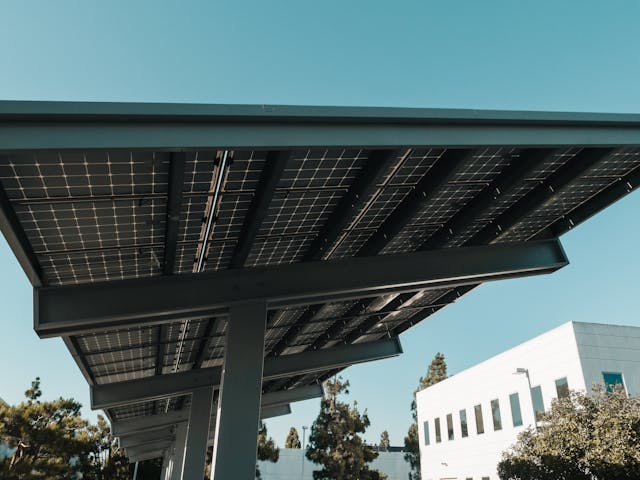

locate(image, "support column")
(170, 422), (188, 480)
(180, 386), (215, 479)
(160, 449), (172, 480)
(211, 301), (267, 479)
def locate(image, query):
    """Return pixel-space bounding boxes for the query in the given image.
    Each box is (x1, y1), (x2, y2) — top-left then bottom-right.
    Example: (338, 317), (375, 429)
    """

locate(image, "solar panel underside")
(1, 146), (639, 421)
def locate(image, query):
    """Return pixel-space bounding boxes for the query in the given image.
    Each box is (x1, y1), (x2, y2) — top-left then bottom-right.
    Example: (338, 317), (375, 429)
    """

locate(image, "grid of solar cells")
(442, 148), (581, 247)
(162, 318), (213, 372)
(2, 141), (638, 423)
(176, 151), (267, 273)
(245, 150), (368, 267)
(329, 149), (444, 259)
(383, 148), (514, 254)
(0, 151), (169, 284)
(502, 149), (640, 242)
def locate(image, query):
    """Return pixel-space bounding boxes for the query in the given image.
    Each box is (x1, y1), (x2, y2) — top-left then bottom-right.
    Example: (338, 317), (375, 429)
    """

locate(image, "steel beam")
(211, 301), (267, 480)
(92, 337), (399, 409)
(261, 403), (292, 419)
(35, 239), (568, 337)
(0, 169), (43, 286)
(261, 384), (323, 407)
(126, 441), (172, 458)
(229, 151), (290, 268)
(180, 386), (214, 480)
(120, 433), (174, 449)
(128, 448), (167, 463)
(2, 101), (640, 151)
(170, 422), (188, 480)
(112, 410), (189, 436)
(111, 398), (293, 439)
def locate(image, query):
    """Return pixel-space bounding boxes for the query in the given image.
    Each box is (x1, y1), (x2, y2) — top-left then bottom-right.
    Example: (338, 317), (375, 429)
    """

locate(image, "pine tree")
(0, 378), (105, 479)
(285, 427), (301, 449)
(404, 353), (448, 480)
(256, 422), (279, 479)
(379, 431), (390, 451)
(306, 377), (387, 480)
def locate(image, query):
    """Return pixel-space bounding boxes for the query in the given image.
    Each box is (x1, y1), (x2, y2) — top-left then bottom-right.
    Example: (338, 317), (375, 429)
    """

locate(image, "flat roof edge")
(1, 100), (640, 125)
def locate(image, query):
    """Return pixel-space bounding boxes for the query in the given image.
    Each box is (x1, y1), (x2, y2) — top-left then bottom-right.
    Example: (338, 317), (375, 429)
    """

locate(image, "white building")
(415, 321), (640, 480)
(257, 447), (411, 480)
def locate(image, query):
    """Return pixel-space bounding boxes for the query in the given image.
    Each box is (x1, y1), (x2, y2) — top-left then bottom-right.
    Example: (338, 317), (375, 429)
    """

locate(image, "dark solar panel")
(2, 122), (638, 424)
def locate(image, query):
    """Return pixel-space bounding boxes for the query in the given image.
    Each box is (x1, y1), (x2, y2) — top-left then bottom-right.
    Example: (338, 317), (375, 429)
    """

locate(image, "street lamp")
(514, 367), (538, 432)
(301, 426), (309, 478)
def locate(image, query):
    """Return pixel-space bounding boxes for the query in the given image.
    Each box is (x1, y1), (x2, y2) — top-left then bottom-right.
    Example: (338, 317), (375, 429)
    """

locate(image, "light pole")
(301, 426), (308, 478)
(514, 367), (538, 432)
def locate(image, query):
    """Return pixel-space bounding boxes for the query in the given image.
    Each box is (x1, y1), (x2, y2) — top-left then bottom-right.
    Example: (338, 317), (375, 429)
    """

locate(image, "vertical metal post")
(211, 301), (267, 480)
(180, 386), (215, 479)
(301, 425), (308, 478)
(524, 369), (539, 432)
(170, 422), (188, 480)
(160, 449), (171, 480)
(132, 461), (139, 480)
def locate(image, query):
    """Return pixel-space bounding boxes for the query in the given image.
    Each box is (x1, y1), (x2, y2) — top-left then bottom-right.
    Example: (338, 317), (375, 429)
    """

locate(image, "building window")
(446, 413), (454, 440)
(509, 392), (523, 427)
(435, 417), (442, 443)
(531, 385), (545, 421)
(459, 409), (469, 437)
(491, 399), (502, 431)
(602, 372), (626, 393)
(423, 420), (430, 446)
(555, 377), (569, 398)
(474, 404), (484, 434)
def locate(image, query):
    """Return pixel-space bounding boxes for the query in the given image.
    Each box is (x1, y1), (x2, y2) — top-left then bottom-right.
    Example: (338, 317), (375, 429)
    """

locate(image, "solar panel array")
(2, 144), (639, 422)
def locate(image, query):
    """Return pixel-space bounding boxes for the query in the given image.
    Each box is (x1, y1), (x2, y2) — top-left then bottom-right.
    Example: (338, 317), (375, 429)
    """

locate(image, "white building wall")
(573, 322), (640, 396)
(416, 322), (585, 480)
(257, 448), (411, 480)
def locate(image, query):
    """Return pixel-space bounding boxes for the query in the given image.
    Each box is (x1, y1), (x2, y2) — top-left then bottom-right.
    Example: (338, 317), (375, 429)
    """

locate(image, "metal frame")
(91, 338), (395, 409)
(2, 101), (640, 151)
(35, 239), (568, 337)
(2, 100), (638, 480)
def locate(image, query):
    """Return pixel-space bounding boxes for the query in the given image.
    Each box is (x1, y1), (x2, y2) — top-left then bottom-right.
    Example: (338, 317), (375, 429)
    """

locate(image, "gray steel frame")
(92, 337), (401, 409)
(35, 239), (568, 337)
(1, 101), (640, 150)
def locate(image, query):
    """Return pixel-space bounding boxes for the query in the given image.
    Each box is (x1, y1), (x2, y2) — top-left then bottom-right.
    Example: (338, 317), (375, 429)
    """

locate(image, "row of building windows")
(423, 376), (570, 446)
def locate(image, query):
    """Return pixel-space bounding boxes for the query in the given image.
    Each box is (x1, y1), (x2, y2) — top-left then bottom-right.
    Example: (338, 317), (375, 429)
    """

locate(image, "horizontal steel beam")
(261, 384), (323, 408)
(35, 239), (568, 337)
(118, 426), (174, 443)
(1, 101), (640, 150)
(120, 433), (174, 449)
(92, 338), (399, 409)
(127, 449), (166, 463)
(125, 440), (172, 456)
(112, 402), (292, 438)
(112, 410), (189, 437)
(261, 403), (292, 419)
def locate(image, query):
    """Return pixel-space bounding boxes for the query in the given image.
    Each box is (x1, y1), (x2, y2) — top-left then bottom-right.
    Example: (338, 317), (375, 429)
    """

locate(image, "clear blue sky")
(1, 0), (639, 447)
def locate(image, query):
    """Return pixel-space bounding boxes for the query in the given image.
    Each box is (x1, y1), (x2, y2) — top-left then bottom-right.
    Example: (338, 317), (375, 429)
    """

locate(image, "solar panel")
(1, 102), (639, 428)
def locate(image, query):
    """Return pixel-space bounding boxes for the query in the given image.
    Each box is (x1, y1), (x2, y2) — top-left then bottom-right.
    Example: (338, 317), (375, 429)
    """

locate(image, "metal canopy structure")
(1, 101), (639, 479)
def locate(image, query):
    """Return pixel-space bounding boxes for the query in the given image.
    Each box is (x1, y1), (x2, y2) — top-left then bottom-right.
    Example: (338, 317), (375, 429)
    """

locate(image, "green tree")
(306, 377), (386, 480)
(0, 378), (101, 479)
(404, 352), (448, 480)
(498, 385), (640, 480)
(285, 427), (301, 449)
(256, 422), (279, 478)
(379, 431), (390, 451)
